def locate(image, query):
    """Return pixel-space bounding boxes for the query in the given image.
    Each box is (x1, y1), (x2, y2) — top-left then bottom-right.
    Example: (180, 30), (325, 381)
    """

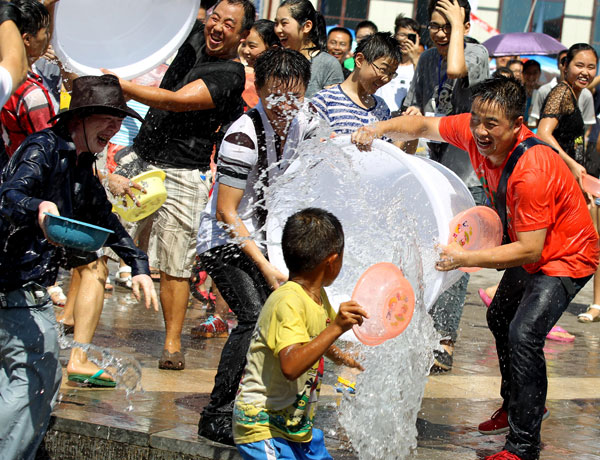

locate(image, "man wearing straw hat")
(351, 76), (598, 460)
(104, 0), (255, 372)
(0, 74), (158, 460)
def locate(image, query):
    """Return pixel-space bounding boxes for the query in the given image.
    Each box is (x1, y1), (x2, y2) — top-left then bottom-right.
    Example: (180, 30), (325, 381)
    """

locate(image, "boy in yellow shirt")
(233, 207), (367, 459)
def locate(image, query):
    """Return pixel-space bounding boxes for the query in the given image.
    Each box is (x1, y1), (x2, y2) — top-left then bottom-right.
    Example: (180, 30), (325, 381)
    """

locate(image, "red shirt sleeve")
(438, 113), (473, 152)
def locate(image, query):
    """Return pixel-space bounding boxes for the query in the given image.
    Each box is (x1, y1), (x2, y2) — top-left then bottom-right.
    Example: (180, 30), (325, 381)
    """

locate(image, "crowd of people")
(0, 0), (599, 459)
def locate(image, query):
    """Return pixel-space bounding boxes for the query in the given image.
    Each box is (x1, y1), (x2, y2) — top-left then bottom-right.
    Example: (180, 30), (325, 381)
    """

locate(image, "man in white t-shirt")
(195, 47), (320, 445)
(375, 16), (421, 114)
(0, 2), (28, 108)
(528, 49), (596, 128)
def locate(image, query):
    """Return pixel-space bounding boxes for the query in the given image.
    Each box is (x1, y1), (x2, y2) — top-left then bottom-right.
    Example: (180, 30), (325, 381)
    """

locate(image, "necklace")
(294, 281), (322, 305)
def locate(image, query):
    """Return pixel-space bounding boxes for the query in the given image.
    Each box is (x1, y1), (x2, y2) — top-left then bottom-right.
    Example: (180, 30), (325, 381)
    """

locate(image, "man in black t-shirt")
(105, 0), (255, 373)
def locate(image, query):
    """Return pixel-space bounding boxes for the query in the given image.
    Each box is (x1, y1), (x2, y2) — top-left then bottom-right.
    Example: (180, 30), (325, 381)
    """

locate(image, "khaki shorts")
(111, 149), (211, 278)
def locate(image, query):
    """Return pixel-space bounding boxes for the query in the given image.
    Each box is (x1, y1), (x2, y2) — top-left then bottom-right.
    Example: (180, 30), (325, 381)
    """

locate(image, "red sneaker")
(191, 315), (229, 339)
(478, 407), (549, 435)
(485, 450), (524, 460)
(478, 408), (509, 434)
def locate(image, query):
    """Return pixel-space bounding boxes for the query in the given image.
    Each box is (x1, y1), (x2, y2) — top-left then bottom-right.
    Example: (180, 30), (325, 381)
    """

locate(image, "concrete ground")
(44, 263), (600, 459)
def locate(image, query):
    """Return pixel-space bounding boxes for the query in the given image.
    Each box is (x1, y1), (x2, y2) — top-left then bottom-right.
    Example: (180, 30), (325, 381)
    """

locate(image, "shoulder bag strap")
(495, 136), (556, 244)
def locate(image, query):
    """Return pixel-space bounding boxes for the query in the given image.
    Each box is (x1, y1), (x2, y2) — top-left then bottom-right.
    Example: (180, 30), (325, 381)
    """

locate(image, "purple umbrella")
(483, 32), (567, 57)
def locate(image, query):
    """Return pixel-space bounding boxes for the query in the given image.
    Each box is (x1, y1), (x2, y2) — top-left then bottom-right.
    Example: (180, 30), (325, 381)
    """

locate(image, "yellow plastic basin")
(113, 169), (167, 222)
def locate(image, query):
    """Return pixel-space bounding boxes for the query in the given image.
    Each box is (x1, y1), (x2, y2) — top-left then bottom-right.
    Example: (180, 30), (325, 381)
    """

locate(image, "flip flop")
(68, 370), (116, 387)
(546, 325), (575, 342)
(478, 288), (492, 308)
(114, 266), (133, 289)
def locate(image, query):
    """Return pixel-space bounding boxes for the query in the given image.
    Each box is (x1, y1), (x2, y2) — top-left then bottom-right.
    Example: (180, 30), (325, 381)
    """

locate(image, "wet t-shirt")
(233, 282), (336, 445)
(133, 21), (245, 170)
(196, 102), (320, 255)
(439, 113), (599, 277)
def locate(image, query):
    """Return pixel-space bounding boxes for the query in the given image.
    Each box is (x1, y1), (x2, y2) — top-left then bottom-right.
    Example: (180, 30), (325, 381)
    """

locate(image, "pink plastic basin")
(448, 206), (503, 273)
(352, 263), (415, 346)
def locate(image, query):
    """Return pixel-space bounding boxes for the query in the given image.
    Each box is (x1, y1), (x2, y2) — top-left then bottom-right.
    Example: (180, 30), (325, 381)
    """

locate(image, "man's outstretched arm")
(103, 69), (216, 113)
(352, 115), (445, 150)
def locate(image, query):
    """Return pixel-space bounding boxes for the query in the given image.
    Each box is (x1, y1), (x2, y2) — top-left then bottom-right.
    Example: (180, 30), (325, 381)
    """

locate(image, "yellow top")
(233, 281), (336, 445)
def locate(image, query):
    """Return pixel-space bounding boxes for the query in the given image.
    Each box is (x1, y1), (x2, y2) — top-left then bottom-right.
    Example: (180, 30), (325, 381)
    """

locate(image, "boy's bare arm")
(216, 183), (287, 290)
(279, 301), (368, 381)
(325, 345), (363, 371)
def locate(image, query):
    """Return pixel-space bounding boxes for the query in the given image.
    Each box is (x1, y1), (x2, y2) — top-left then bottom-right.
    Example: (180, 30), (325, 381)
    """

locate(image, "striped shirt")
(311, 84), (391, 135)
(1, 71), (54, 157)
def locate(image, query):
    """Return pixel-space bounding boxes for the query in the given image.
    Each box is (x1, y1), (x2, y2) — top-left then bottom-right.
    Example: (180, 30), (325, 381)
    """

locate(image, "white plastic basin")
(265, 136), (475, 313)
(52, 0), (200, 80)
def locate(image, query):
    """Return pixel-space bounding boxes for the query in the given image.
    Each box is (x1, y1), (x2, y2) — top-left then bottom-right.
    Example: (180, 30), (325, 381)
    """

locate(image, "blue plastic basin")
(43, 213), (114, 252)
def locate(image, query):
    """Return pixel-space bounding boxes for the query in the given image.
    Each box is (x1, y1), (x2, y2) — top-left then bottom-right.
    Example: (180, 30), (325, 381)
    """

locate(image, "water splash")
(338, 232), (439, 459)
(198, 103), (453, 458)
(262, 133), (445, 458)
(57, 322), (143, 407)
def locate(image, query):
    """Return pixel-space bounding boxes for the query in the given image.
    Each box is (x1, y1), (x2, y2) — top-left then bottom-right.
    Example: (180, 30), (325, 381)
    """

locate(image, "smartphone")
(407, 33), (417, 44)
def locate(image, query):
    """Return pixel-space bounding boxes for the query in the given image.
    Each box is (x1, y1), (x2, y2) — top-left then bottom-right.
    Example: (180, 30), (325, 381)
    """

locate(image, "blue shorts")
(236, 428), (333, 460)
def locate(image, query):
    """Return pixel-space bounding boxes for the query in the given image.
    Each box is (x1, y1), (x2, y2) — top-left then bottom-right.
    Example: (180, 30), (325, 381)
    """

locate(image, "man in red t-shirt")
(352, 76), (598, 460)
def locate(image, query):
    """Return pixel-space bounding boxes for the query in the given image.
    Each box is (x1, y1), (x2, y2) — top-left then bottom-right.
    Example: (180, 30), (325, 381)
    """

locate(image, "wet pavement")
(43, 261), (600, 459)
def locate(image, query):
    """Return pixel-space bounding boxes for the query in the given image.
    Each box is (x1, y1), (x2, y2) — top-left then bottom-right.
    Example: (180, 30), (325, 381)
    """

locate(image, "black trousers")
(197, 244), (272, 444)
(487, 266), (591, 460)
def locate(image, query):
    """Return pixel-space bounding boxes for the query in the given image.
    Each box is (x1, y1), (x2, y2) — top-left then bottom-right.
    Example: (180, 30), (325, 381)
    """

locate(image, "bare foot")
(550, 331), (575, 340)
(485, 285), (498, 299)
(163, 337), (181, 355)
(55, 312), (74, 328)
(440, 339), (454, 356)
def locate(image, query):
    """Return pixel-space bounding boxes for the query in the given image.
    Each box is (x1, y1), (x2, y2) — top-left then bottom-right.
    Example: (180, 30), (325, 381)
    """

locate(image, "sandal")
(114, 266), (133, 289)
(68, 370), (116, 388)
(47, 285), (67, 306)
(158, 349), (185, 370)
(546, 325), (575, 342)
(578, 304), (600, 323)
